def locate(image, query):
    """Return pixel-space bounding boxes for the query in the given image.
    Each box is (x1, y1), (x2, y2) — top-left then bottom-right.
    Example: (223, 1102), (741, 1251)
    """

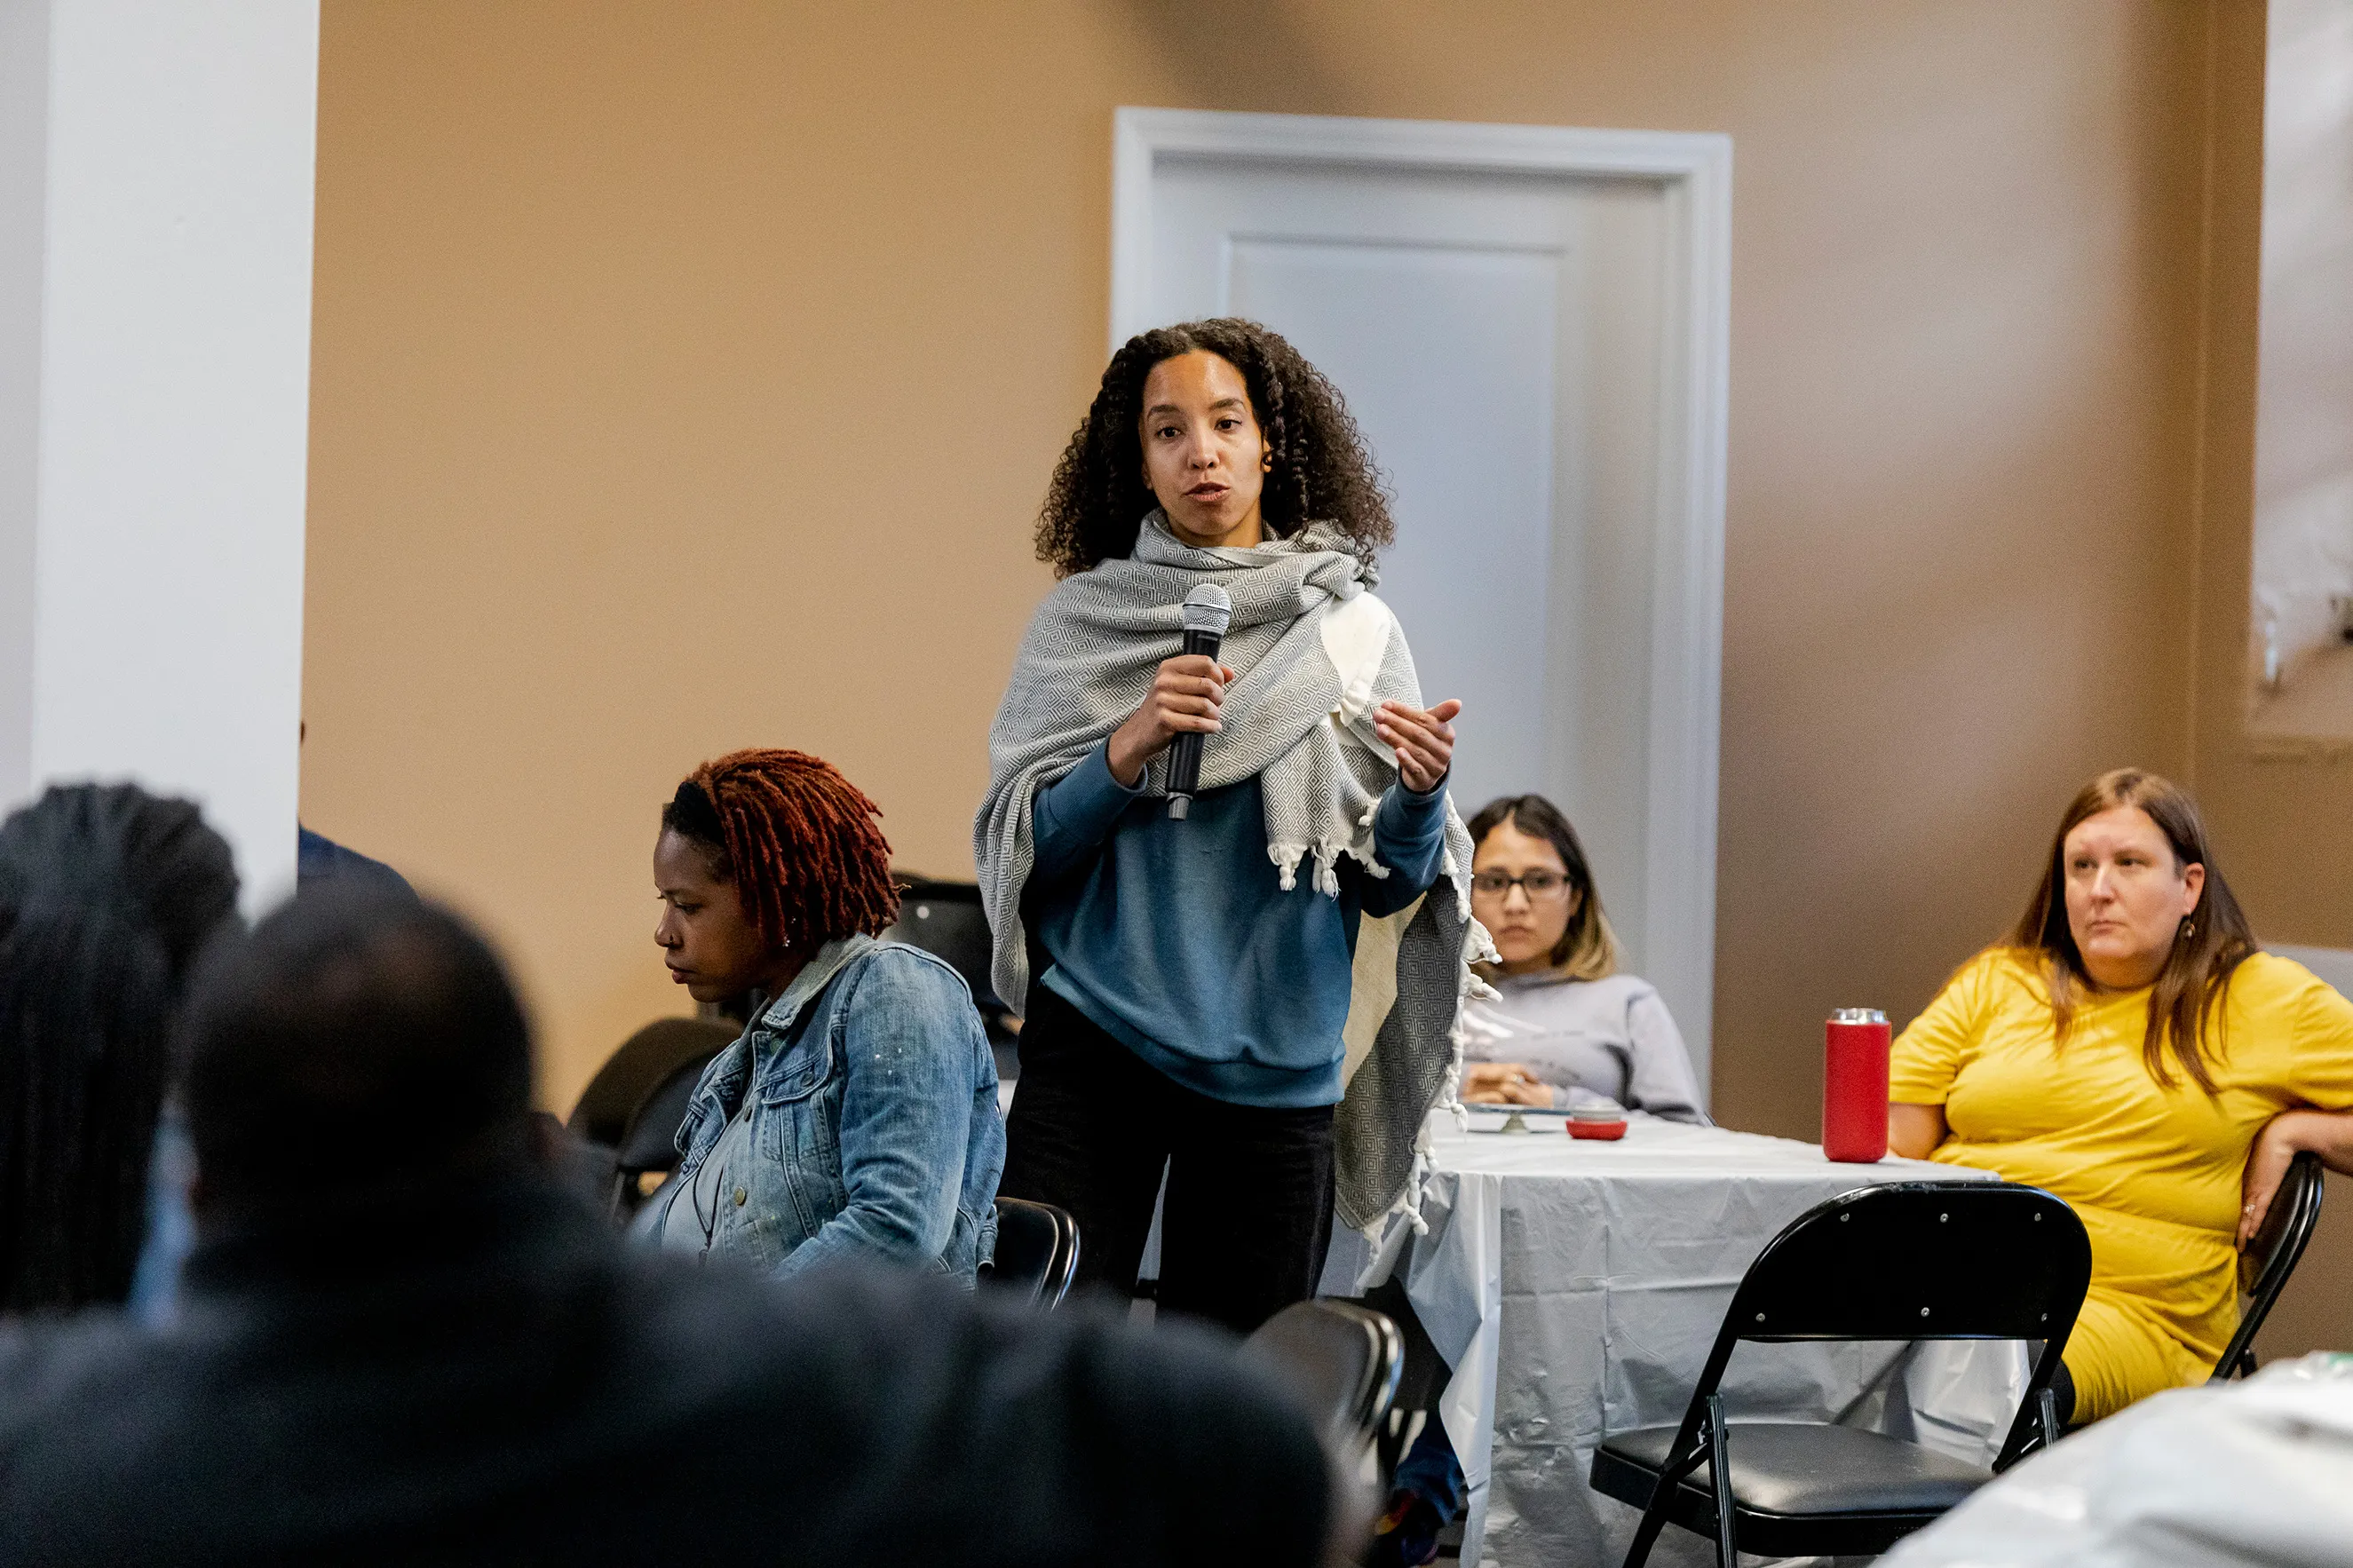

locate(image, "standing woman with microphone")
(978, 318), (1488, 1334)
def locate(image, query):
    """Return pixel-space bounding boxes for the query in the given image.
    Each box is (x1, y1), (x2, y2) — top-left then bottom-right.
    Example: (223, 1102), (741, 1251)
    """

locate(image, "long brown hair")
(1466, 795), (1621, 981)
(2008, 769), (2254, 1092)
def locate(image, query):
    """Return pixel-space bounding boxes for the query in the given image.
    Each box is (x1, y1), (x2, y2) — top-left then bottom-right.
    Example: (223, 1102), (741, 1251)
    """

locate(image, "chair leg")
(1707, 1394), (1738, 1568)
(1621, 1432), (1711, 1568)
(1620, 1442), (1709, 1568)
(1620, 1502), (1671, 1568)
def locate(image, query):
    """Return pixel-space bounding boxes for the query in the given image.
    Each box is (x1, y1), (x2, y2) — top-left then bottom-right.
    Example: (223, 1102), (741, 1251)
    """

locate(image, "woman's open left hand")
(1375, 699), (1460, 793)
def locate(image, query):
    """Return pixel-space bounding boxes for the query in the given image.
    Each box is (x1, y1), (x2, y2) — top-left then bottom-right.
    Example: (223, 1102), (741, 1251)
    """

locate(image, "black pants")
(1001, 985), (1335, 1337)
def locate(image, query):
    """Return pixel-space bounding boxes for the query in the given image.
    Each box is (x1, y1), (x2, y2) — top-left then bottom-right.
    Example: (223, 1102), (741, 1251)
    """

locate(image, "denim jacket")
(637, 933), (1003, 1282)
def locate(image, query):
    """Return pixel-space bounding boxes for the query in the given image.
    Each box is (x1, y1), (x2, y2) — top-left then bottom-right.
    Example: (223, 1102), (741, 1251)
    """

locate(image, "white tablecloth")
(1319, 1113), (2031, 1568)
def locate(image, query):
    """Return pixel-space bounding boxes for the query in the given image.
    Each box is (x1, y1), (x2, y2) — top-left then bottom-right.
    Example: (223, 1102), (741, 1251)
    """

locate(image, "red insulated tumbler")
(1822, 1008), (1890, 1163)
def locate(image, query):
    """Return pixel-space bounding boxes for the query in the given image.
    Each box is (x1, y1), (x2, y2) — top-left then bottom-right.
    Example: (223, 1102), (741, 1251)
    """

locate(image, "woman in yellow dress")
(1889, 769), (2353, 1424)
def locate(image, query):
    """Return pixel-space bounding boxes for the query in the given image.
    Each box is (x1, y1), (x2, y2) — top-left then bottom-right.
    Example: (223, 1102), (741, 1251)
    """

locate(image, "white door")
(1114, 110), (1730, 1090)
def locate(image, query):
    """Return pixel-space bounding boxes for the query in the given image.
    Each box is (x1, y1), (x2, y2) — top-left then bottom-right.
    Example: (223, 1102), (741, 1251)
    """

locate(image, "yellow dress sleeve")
(1890, 951), (1998, 1105)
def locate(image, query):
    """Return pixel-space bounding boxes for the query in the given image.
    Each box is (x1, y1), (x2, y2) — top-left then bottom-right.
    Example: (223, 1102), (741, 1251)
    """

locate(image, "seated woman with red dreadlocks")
(633, 748), (1004, 1282)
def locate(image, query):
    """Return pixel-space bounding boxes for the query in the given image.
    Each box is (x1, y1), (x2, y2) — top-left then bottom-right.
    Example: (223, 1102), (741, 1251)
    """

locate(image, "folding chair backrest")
(2213, 1151), (2326, 1381)
(986, 1196), (1081, 1309)
(1656, 1181), (2091, 1480)
(1731, 1182), (2090, 1346)
(567, 1016), (741, 1145)
(1241, 1300), (1404, 1456)
(2240, 1151), (2325, 1303)
(885, 880), (1004, 1013)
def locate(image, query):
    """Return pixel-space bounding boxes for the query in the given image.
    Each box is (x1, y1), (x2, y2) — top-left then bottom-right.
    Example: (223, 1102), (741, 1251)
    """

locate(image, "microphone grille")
(1181, 582), (1232, 635)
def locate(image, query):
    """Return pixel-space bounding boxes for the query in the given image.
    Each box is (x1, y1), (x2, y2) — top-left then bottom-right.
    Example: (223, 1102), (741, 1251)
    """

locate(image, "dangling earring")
(2179, 920), (2195, 941)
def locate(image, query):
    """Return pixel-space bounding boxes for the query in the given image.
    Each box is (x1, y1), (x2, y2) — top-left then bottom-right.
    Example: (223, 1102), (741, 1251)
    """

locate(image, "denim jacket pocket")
(755, 1025), (834, 1105)
(756, 1023), (843, 1183)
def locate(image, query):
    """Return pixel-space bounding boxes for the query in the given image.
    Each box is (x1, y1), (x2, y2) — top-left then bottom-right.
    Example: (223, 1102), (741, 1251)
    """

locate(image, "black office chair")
(2210, 1150), (2327, 1382)
(1590, 1181), (2091, 1568)
(885, 876), (1019, 1083)
(1243, 1300), (1406, 1460)
(981, 1197), (1081, 1309)
(566, 1017), (737, 1220)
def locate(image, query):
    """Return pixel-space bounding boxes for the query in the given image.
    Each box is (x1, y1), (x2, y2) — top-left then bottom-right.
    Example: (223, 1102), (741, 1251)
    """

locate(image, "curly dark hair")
(1034, 318), (1396, 577)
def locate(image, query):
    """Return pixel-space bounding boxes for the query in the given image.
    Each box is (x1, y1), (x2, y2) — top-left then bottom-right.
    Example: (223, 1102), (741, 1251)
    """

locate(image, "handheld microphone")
(1165, 583), (1232, 820)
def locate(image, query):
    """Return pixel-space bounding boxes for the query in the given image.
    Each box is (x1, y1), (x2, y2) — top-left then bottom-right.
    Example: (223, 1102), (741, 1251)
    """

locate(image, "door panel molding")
(1112, 108), (1731, 1100)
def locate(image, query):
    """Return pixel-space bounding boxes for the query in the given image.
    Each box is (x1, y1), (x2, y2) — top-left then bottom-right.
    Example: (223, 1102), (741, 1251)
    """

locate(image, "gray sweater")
(1460, 970), (1708, 1123)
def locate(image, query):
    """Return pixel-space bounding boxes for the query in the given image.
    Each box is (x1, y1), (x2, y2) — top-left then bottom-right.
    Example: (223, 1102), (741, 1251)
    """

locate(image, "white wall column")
(0, 0), (318, 907)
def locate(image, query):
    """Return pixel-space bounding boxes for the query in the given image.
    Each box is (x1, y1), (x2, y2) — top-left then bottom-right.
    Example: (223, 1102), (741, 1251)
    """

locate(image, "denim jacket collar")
(752, 932), (875, 1039)
(672, 933), (876, 1159)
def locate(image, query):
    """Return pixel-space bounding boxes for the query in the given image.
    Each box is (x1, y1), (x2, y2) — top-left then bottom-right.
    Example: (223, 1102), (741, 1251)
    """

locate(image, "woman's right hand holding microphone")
(1107, 655), (1235, 787)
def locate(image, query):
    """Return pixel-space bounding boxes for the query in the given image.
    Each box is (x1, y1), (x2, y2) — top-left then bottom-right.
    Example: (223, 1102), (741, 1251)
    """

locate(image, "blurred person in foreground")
(1890, 769), (2353, 1425)
(1453, 794), (1706, 1123)
(0, 783), (237, 1316)
(0, 889), (1345, 1567)
(634, 748), (1002, 1281)
(1880, 1353), (2353, 1568)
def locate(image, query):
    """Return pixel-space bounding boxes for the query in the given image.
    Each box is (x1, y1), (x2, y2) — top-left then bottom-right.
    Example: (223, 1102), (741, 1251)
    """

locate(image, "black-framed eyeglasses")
(1471, 870), (1573, 900)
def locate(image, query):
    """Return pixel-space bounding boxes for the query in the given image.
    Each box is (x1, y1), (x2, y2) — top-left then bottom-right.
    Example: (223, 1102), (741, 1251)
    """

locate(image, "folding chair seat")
(1593, 1423), (1990, 1557)
(1591, 1180), (2091, 1568)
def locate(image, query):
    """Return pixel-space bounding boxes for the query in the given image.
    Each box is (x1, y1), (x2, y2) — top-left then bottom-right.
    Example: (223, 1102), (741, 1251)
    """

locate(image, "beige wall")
(303, 2), (2341, 1350)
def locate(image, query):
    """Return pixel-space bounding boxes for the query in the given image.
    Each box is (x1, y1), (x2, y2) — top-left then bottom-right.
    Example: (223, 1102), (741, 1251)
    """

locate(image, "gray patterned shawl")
(974, 513), (1493, 1231)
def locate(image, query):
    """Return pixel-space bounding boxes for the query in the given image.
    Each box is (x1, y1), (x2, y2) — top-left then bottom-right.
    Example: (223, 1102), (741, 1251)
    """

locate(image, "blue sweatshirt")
(1028, 743), (1448, 1107)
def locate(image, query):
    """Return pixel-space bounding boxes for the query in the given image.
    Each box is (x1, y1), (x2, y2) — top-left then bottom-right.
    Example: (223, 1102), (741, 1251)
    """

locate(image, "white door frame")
(1110, 107), (1732, 1093)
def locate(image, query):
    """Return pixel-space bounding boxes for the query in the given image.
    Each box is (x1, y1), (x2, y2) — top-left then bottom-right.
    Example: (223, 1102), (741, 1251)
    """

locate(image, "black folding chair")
(567, 1017), (740, 1149)
(1590, 1181), (2091, 1568)
(2210, 1150), (2327, 1382)
(1242, 1300), (1405, 1460)
(982, 1197), (1081, 1309)
(566, 1017), (737, 1221)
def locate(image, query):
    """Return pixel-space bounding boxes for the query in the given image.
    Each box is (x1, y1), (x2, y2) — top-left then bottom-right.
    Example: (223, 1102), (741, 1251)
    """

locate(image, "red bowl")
(1566, 1118), (1628, 1140)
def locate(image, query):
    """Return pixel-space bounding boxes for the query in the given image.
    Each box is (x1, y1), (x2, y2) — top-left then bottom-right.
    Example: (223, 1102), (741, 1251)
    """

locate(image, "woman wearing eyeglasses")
(1372, 792), (1704, 1567)
(1455, 794), (1705, 1121)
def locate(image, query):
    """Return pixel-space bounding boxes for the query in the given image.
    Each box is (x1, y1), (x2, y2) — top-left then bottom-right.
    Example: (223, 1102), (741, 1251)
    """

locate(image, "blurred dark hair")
(1034, 318), (1394, 577)
(2007, 768), (2254, 1092)
(182, 888), (534, 1212)
(0, 782), (238, 1312)
(1465, 794), (1620, 980)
